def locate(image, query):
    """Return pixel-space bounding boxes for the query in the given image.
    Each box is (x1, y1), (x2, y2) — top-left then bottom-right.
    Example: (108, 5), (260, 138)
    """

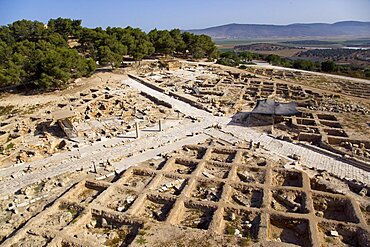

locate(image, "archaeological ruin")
(0, 59), (369, 247)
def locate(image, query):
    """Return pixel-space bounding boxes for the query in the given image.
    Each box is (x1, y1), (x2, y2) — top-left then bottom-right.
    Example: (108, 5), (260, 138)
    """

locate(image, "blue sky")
(0, 0), (369, 31)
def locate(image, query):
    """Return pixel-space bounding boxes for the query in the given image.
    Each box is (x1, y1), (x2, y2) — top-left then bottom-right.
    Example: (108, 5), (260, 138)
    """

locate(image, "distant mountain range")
(187, 21), (370, 40)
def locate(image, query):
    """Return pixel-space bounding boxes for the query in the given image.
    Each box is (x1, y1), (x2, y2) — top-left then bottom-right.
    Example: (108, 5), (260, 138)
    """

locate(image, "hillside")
(188, 21), (370, 40)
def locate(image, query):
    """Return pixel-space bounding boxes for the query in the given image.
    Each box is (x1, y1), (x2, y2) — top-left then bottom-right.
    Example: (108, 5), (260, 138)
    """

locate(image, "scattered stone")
(57, 181), (65, 187)
(159, 186), (168, 192)
(257, 158), (266, 166)
(359, 188), (368, 197)
(58, 140), (67, 149)
(172, 179), (184, 191)
(108, 231), (119, 240)
(330, 230), (339, 237)
(126, 195), (135, 204)
(276, 193), (302, 211)
(289, 154), (300, 161)
(237, 171), (254, 182)
(232, 193), (249, 207)
(202, 171), (215, 179)
(316, 211), (324, 217)
(101, 218), (108, 227)
(229, 212), (236, 221)
(7, 203), (15, 210)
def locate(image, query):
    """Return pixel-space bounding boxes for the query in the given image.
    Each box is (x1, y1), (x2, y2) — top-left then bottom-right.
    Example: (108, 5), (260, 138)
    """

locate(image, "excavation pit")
(320, 120), (342, 129)
(178, 202), (215, 230)
(191, 180), (224, 202)
(74, 215), (139, 247)
(210, 149), (236, 163)
(324, 129), (348, 137)
(168, 158), (198, 175)
(268, 215), (311, 247)
(236, 166), (266, 184)
(298, 126), (320, 134)
(201, 162), (231, 179)
(229, 184), (263, 208)
(318, 222), (369, 247)
(241, 153), (268, 167)
(138, 195), (175, 222)
(101, 187), (137, 213)
(312, 194), (359, 223)
(222, 208), (260, 240)
(152, 175), (187, 196)
(122, 169), (155, 190)
(182, 146), (207, 159)
(272, 170), (303, 188)
(34, 202), (83, 230)
(271, 189), (308, 214)
(296, 118), (316, 126)
(317, 114), (338, 121)
(140, 158), (167, 170)
(298, 112), (314, 119)
(310, 178), (342, 195)
(72, 187), (104, 205)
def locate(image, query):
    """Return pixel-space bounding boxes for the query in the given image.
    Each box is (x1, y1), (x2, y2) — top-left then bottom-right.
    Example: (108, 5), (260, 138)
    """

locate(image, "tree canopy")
(217, 51), (370, 79)
(0, 19), (95, 89)
(0, 18), (218, 90)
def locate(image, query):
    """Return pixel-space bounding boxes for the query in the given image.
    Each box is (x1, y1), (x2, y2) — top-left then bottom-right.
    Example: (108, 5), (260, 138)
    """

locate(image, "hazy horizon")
(188, 20), (370, 30)
(1, 0), (369, 31)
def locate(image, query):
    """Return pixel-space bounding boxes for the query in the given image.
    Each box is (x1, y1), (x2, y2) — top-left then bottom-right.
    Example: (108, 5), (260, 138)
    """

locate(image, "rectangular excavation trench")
(268, 215), (311, 247)
(177, 201), (216, 230)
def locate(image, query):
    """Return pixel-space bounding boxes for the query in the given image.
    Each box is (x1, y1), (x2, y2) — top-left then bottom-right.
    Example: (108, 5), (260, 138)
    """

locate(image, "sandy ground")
(0, 72), (128, 108)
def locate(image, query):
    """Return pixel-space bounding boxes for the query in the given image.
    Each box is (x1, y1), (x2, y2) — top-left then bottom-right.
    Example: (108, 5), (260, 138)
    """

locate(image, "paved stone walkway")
(0, 77), (369, 197)
(0, 120), (213, 196)
(0, 119), (182, 178)
(224, 125), (370, 184)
